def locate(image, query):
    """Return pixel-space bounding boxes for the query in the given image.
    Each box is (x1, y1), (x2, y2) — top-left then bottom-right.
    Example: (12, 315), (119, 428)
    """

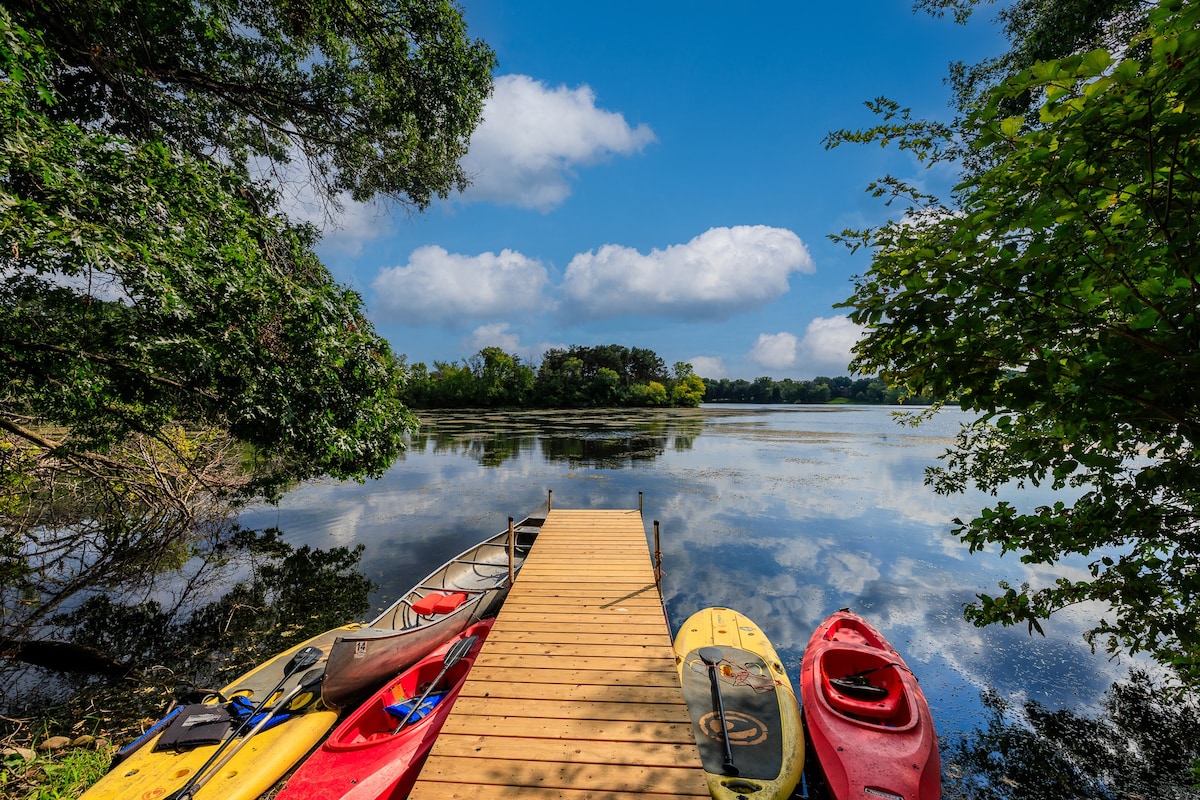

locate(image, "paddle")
(392, 635), (479, 733)
(173, 666), (326, 800)
(698, 646), (739, 777)
(110, 705), (183, 768)
(164, 644), (323, 800)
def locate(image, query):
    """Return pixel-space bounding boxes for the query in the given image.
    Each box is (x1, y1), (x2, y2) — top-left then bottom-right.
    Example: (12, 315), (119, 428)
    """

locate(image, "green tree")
(536, 344), (669, 405)
(670, 362), (705, 407)
(919, 0), (1148, 122)
(534, 352), (585, 406)
(643, 381), (672, 407)
(469, 347), (535, 408)
(671, 375), (705, 407)
(10, 0), (495, 210)
(0, 3), (493, 638)
(749, 376), (780, 403)
(590, 367), (624, 407)
(830, 0), (1200, 684)
(627, 347), (669, 385)
(402, 360), (433, 407)
(426, 360), (475, 407)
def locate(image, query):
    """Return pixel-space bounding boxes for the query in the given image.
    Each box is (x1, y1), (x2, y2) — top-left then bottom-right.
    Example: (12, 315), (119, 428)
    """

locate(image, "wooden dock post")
(507, 516), (515, 585)
(654, 519), (662, 595)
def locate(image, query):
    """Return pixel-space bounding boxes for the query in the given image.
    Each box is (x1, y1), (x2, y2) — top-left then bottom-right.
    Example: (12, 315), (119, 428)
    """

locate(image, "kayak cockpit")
(818, 647), (915, 728)
(326, 657), (471, 751)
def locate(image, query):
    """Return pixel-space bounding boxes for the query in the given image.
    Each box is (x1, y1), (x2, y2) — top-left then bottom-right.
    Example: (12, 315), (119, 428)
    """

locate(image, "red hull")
(277, 619), (494, 800)
(800, 611), (940, 800)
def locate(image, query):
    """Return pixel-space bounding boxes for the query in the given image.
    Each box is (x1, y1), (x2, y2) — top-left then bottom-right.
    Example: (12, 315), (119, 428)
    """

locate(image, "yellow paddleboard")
(674, 607), (803, 800)
(82, 624), (360, 800)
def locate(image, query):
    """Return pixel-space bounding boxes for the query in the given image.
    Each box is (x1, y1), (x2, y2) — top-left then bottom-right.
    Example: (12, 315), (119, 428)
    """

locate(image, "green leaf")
(1081, 48), (1114, 76)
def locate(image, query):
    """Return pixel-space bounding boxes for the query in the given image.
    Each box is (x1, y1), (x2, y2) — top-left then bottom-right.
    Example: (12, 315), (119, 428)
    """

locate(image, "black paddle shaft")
(173, 667), (326, 800)
(393, 634), (479, 733)
(697, 647), (739, 777)
(165, 645), (323, 800)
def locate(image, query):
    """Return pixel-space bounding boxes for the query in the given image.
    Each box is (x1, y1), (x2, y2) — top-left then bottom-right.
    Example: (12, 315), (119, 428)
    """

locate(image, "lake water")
(237, 404), (1187, 797)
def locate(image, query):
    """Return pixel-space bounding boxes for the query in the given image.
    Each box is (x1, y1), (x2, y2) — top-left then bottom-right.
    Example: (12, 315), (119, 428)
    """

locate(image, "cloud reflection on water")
(237, 405), (1154, 745)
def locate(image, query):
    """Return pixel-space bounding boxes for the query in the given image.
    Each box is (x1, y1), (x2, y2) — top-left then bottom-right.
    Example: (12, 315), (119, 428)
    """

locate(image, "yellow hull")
(82, 624), (360, 800)
(674, 607), (804, 800)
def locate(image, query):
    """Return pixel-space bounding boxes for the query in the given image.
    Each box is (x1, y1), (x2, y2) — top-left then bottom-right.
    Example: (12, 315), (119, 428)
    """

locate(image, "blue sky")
(307, 2), (1009, 381)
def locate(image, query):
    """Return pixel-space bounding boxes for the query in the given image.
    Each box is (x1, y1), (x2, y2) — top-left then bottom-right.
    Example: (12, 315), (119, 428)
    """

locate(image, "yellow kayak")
(674, 607), (804, 800)
(82, 623), (361, 800)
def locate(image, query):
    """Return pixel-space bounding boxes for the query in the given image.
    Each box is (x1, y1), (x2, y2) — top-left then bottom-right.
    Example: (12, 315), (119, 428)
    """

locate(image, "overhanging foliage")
(830, 0), (1200, 685)
(1, 1), (490, 641)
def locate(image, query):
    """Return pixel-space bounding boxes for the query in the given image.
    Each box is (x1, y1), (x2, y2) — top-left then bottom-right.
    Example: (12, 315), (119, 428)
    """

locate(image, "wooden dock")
(407, 508), (710, 800)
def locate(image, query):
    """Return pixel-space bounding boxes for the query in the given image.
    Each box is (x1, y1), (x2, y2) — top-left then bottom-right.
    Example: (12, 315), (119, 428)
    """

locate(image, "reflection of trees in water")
(0, 529), (372, 743)
(409, 409), (704, 468)
(541, 432), (668, 468)
(943, 670), (1200, 800)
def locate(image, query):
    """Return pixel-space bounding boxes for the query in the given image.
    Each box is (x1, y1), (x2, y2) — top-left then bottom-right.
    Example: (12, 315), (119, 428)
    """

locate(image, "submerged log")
(0, 638), (129, 677)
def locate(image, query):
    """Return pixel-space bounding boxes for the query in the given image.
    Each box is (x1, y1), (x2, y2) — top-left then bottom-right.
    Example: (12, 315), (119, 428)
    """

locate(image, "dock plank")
(456, 682), (689, 705)
(446, 697), (690, 723)
(407, 508), (708, 800)
(417, 757), (705, 794)
(431, 734), (700, 766)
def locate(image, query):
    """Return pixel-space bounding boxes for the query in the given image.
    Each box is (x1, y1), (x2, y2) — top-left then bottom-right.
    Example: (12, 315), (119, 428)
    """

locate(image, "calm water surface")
(237, 404), (1175, 794)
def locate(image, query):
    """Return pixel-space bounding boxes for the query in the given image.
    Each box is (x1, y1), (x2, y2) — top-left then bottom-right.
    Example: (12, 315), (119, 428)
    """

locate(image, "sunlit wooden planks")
(408, 508), (709, 800)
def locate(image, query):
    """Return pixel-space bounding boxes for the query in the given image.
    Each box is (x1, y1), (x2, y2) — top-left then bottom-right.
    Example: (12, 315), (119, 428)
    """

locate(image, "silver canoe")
(321, 513), (544, 709)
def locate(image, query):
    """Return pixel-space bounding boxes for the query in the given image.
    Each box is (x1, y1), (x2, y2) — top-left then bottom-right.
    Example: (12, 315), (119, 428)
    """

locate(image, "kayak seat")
(825, 674), (902, 720)
(820, 649), (904, 721)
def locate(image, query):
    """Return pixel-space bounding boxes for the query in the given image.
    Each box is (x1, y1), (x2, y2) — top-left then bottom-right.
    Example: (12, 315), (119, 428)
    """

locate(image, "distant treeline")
(703, 375), (932, 405)
(400, 345), (705, 409)
(400, 345), (930, 409)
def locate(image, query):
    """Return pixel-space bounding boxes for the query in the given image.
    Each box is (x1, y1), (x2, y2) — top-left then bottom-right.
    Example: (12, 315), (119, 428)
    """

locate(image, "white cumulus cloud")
(799, 315), (865, 372)
(561, 225), (814, 320)
(747, 316), (865, 374)
(463, 324), (563, 365)
(688, 356), (727, 379)
(370, 246), (550, 326)
(460, 74), (656, 211)
(748, 332), (800, 371)
(465, 323), (523, 354)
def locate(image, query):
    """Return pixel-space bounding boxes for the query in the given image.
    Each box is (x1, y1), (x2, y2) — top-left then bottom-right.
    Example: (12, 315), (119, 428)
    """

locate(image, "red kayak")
(276, 619), (493, 800)
(799, 610), (940, 800)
